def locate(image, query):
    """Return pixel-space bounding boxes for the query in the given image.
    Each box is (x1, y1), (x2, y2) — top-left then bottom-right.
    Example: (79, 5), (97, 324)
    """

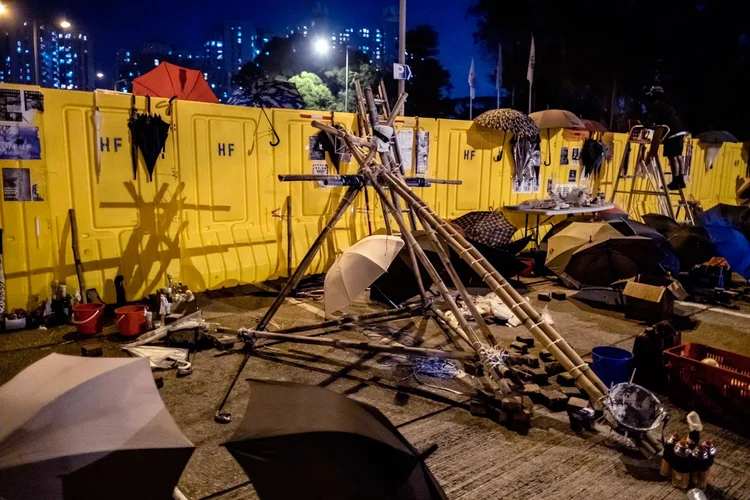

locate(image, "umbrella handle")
(257, 101), (281, 147)
(544, 129), (552, 166)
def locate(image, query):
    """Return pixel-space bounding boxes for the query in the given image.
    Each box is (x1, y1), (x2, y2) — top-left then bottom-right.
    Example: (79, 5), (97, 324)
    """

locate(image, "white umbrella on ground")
(325, 235), (405, 317)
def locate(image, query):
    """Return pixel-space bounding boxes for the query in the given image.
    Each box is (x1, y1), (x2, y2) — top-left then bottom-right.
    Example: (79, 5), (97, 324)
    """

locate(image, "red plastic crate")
(664, 343), (750, 436)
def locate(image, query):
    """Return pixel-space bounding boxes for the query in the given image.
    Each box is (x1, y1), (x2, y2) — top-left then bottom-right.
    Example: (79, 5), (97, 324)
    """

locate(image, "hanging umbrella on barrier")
(133, 62), (218, 103)
(546, 222), (622, 277)
(607, 219), (680, 275)
(474, 108), (539, 162)
(560, 236), (665, 289)
(127, 95), (170, 181)
(227, 79), (306, 109)
(530, 110), (585, 166)
(325, 235), (404, 316)
(223, 381), (447, 500)
(0, 354), (194, 500)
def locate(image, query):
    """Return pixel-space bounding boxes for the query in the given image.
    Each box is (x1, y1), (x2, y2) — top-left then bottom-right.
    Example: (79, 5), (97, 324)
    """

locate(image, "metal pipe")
(398, 0), (406, 115)
(32, 20), (39, 86)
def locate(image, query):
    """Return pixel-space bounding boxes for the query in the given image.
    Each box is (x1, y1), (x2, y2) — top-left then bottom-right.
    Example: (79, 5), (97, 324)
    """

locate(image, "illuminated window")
(154, 59), (159, 66)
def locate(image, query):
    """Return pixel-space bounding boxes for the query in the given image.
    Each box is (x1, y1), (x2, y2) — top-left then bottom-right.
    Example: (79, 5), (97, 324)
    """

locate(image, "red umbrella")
(133, 62), (219, 103)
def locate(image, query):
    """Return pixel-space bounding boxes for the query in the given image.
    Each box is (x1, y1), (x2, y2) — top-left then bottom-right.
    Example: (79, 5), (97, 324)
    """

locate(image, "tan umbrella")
(529, 109), (585, 129)
(0, 354), (194, 499)
(545, 222), (621, 276)
(325, 235), (405, 316)
(530, 110), (585, 166)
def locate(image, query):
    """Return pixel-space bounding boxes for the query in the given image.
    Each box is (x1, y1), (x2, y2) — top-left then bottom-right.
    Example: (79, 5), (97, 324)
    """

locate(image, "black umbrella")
(127, 95), (170, 181)
(607, 219), (680, 275)
(665, 225), (717, 271)
(641, 213), (681, 235)
(227, 79), (306, 109)
(224, 381), (447, 500)
(697, 131), (738, 144)
(560, 237), (666, 289)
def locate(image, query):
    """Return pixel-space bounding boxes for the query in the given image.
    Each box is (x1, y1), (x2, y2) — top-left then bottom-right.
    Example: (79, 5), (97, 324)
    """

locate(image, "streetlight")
(313, 38), (349, 112)
(96, 72), (104, 79)
(0, 3), (7, 15)
(60, 20), (71, 29)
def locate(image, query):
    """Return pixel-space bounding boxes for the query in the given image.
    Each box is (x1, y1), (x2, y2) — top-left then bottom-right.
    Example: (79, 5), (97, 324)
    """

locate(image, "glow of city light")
(313, 38), (329, 55)
(60, 20), (71, 29)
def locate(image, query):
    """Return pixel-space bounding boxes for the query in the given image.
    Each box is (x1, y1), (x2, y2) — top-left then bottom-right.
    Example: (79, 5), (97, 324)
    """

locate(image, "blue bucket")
(592, 346), (634, 388)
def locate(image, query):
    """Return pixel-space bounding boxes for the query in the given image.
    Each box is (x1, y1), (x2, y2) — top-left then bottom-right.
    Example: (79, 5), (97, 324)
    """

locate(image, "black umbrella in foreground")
(607, 219), (680, 275)
(641, 213), (680, 235)
(224, 381), (447, 500)
(665, 225), (716, 271)
(0, 354), (194, 500)
(561, 237), (666, 289)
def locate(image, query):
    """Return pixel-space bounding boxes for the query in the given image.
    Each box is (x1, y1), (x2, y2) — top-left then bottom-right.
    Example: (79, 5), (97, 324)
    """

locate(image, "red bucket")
(72, 303), (105, 335)
(114, 305), (149, 337)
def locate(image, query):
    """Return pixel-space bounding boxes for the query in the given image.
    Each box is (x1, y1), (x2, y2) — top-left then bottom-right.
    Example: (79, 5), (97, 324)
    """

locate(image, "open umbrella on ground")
(0, 354), (194, 500)
(224, 381), (447, 500)
(607, 219), (680, 275)
(560, 236), (666, 289)
(451, 211), (517, 248)
(530, 110), (585, 166)
(697, 131), (738, 144)
(325, 235), (404, 316)
(133, 62), (218, 103)
(546, 222), (622, 276)
(642, 213), (681, 234)
(664, 225), (716, 271)
(539, 216), (593, 251)
(701, 204), (750, 278)
(127, 95), (170, 181)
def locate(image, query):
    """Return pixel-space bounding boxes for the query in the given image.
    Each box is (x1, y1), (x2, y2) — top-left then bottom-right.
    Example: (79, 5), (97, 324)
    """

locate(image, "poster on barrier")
(397, 129), (414, 173)
(416, 130), (429, 175)
(0, 125), (41, 160)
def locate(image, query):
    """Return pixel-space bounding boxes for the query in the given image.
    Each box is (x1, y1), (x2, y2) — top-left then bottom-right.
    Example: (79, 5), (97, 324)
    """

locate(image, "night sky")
(33, 0), (494, 98)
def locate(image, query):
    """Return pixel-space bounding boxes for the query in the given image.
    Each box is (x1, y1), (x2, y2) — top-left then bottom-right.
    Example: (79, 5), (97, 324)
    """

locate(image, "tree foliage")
(289, 71), (335, 110)
(469, 0), (750, 136)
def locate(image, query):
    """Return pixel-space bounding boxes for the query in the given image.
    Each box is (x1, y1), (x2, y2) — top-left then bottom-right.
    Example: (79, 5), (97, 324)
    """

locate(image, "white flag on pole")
(468, 58), (476, 100)
(527, 35), (535, 84)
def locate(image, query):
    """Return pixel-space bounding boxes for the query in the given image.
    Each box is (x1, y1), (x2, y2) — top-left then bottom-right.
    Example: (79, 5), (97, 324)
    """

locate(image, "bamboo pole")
(379, 171), (608, 401)
(68, 209), (87, 303)
(216, 326), (478, 361)
(274, 303), (423, 334)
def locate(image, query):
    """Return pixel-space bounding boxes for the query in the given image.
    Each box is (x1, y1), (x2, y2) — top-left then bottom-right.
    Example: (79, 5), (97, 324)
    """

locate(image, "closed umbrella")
(127, 95), (170, 181)
(546, 222), (622, 276)
(530, 110), (585, 167)
(223, 381), (447, 500)
(607, 219), (680, 275)
(560, 237), (665, 289)
(0, 354), (194, 500)
(324, 235), (404, 316)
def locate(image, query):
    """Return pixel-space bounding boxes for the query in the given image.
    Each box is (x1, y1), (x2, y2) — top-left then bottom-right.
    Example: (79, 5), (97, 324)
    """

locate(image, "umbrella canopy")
(451, 211), (517, 248)
(546, 222), (622, 276)
(529, 109), (585, 130)
(697, 131), (738, 144)
(0, 354), (194, 500)
(227, 79), (306, 109)
(607, 219), (680, 275)
(133, 62), (218, 103)
(560, 237), (666, 289)
(224, 381), (447, 500)
(580, 119), (609, 133)
(642, 213), (681, 234)
(665, 225), (717, 271)
(702, 204), (750, 278)
(539, 216), (593, 250)
(473, 108), (538, 138)
(325, 235), (404, 316)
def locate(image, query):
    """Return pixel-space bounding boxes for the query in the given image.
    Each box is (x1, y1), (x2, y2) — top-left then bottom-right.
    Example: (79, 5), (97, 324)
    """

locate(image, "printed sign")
(3, 168), (31, 201)
(312, 161), (328, 176)
(397, 129), (414, 173)
(23, 91), (44, 112)
(571, 147), (581, 165)
(0, 89), (22, 122)
(309, 135), (325, 161)
(416, 130), (429, 175)
(560, 146), (569, 165)
(0, 126), (41, 160)
(568, 169), (577, 183)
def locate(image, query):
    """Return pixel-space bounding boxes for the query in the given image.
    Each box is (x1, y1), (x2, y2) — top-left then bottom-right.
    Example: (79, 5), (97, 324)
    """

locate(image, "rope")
(478, 345), (507, 371)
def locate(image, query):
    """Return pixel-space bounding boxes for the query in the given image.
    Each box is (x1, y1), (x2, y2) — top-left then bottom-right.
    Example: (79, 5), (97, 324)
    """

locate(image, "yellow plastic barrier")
(0, 84), (746, 310)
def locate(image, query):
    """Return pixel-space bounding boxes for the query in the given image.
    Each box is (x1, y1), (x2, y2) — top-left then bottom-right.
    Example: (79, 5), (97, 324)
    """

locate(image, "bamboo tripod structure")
(213, 83), (661, 454)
